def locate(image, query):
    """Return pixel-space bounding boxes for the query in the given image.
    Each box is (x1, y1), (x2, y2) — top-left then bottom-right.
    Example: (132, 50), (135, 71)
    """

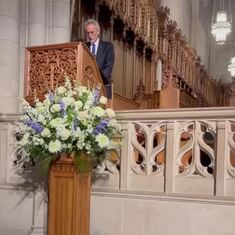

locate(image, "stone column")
(28, 0), (47, 46)
(50, 0), (71, 43)
(0, 0), (20, 113)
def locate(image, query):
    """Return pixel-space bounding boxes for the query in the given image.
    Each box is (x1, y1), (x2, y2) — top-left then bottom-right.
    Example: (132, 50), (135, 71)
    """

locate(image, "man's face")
(85, 24), (99, 43)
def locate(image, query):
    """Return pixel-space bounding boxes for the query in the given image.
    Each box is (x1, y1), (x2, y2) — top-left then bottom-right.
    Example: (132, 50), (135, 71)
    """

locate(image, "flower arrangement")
(14, 77), (121, 173)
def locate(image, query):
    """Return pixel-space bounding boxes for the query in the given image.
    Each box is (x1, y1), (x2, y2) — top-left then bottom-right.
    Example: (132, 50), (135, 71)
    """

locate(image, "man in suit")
(84, 19), (115, 99)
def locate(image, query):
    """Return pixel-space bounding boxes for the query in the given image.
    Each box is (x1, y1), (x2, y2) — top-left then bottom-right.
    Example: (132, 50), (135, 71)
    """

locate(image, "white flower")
(20, 133), (30, 146)
(57, 128), (71, 140)
(78, 86), (88, 94)
(41, 128), (51, 137)
(62, 97), (75, 106)
(15, 77), (121, 172)
(48, 139), (62, 153)
(77, 110), (88, 121)
(57, 86), (67, 95)
(50, 104), (61, 113)
(73, 100), (83, 111)
(50, 118), (64, 128)
(92, 106), (105, 117)
(32, 136), (44, 145)
(99, 96), (107, 105)
(95, 134), (109, 148)
(37, 114), (46, 123)
(106, 108), (115, 118)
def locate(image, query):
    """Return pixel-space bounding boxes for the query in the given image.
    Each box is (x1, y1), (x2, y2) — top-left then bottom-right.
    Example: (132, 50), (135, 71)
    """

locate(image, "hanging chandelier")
(211, 0), (232, 45)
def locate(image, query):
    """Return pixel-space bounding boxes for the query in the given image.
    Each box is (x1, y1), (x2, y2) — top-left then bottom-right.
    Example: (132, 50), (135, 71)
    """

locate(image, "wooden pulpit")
(24, 41), (105, 103)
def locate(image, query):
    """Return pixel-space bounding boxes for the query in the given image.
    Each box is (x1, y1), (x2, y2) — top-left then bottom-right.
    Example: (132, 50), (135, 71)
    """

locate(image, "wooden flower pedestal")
(48, 157), (91, 235)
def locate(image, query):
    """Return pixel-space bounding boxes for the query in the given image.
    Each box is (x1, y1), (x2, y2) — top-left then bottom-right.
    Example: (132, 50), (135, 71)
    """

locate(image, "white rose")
(99, 96), (108, 105)
(41, 128), (51, 137)
(48, 139), (62, 153)
(50, 104), (61, 113)
(92, 107), (105, 117)
(57, 86), (67, 95)
(106, 108), (115, 118)
(58, 128), (71, 140)
(50, 118), (64, 128)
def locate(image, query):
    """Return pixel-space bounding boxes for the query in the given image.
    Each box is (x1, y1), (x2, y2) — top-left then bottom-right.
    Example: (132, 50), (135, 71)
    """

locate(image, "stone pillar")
(50, 0), (71, 43)
(28, 0), (47, 46)
(0, 0), (20, 113)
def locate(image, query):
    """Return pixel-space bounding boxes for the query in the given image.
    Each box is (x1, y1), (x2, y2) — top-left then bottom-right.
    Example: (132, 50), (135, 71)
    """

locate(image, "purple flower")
(25, 119), (43, 133)
(59, 100), (66, 111)
(93, 119), (109, 135)
(48, 92), (54, 102)
(25, 119), (33, 127)
(92, 88), (100, 105)
(31, 123), (44, 133)
(59, 100), (67, 117)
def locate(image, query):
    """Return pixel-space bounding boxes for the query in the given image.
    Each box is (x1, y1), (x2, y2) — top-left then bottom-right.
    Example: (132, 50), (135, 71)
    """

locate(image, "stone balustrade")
(1, 108), (235, 234)
(93, 107), (235, 199)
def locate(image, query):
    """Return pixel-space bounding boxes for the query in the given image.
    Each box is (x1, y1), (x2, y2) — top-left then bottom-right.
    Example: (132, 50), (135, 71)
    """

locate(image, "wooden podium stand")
(24, 42), (103, 235)
(48, 158), (91, 235)
(24, 41), (105, 103)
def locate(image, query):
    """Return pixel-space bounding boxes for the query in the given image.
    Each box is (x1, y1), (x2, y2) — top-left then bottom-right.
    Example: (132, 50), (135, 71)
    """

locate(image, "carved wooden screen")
(24, 41), (105, 103)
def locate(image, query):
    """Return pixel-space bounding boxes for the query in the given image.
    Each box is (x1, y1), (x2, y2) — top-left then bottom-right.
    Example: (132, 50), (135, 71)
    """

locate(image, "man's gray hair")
(84, 19), (100, 33)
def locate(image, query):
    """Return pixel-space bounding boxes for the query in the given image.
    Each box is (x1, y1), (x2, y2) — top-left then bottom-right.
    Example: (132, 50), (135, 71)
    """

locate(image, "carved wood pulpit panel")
(24, 42), (105, 103)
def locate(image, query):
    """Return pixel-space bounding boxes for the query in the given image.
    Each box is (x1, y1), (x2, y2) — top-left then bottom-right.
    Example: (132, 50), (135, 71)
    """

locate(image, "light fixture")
(211, 0), (232, 45)
(228, 57), (235, 78)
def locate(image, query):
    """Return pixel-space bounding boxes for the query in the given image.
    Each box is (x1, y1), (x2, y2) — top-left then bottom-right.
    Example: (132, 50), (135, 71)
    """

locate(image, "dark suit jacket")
(86, 40), (115, 85)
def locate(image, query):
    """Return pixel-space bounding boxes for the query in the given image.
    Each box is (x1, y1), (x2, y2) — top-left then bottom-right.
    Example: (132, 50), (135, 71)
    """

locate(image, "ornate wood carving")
(123, 27), (135, 47)
(71, 0), (230, 108)
(98, 2), (112, 30)
(113, 16), (125, 40)
(24, 42), (105, 103)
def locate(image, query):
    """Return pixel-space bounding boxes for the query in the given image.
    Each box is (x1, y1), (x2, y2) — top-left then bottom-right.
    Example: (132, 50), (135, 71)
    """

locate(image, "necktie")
(91, 43), (96, 56)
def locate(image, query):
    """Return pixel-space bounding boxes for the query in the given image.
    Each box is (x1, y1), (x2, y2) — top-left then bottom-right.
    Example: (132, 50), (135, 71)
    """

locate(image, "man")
(84, 19), (115, 99)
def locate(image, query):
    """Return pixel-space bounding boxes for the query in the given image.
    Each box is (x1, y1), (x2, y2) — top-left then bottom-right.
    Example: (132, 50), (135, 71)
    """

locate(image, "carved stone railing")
(93, 107), (235, 198)
(2, 107), (235, 198)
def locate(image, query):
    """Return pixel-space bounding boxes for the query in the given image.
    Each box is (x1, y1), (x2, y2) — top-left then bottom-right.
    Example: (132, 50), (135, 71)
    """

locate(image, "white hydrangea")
(92, 106), (105, 117)
(77, 110), (88, 121)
